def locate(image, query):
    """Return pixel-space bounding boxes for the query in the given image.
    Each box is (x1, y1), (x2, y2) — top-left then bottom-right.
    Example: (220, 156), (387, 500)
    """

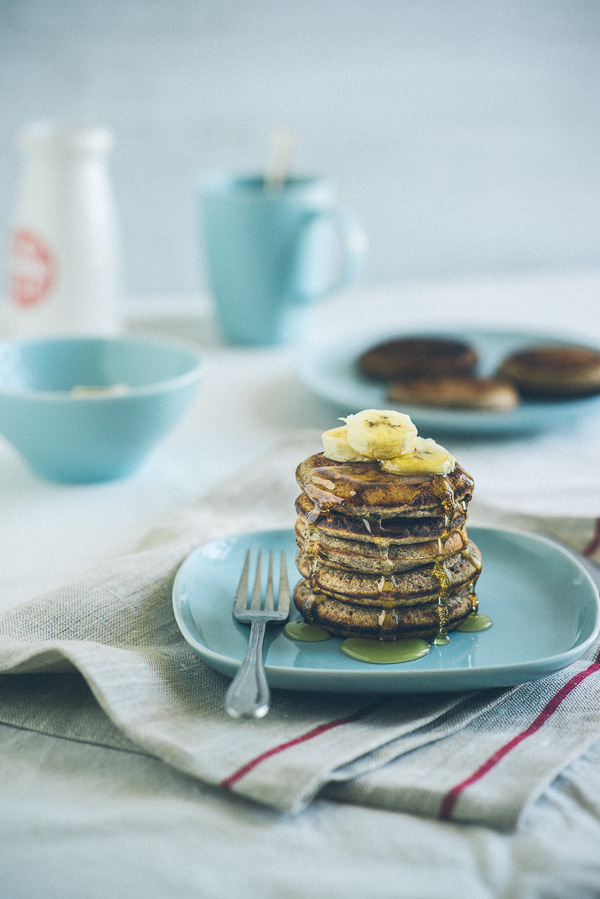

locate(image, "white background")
(1, 0), (600, 301)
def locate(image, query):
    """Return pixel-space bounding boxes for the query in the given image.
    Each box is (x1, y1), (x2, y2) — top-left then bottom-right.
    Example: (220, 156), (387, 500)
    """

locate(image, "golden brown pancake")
(295, 516), (468, 573)
(387, 375), (519, 411)
(296, 540), (480, 607)
(296, 454), (474, 519)
(293, 579), (475, 641)
(497, 344), (600, 398)
(295, 491), (467, 544)
(293, 447), (482, 643)
(358, 336), (479, 381)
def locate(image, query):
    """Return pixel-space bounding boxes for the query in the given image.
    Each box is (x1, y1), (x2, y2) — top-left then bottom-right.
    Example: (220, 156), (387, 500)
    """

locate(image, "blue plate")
(296, 327), (600, 435)
(172, 526), (600, 694)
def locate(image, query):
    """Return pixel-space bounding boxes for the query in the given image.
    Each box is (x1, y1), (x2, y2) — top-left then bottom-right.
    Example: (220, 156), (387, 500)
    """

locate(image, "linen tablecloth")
(0, 433), (598, 830)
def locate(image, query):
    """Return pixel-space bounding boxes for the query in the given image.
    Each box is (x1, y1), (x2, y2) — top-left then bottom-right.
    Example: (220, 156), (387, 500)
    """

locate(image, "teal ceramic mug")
(200, 173), (366, 345)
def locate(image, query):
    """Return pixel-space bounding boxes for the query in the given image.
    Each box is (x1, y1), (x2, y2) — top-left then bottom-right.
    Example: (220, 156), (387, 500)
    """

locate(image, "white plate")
(172, 525), (600, 694)
(296, 326), (600, 435)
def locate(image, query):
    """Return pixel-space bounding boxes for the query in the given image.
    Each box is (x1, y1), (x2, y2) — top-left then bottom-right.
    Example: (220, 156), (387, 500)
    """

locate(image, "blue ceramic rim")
(0, 335), (204, 401)
(201, 171), (326, 194)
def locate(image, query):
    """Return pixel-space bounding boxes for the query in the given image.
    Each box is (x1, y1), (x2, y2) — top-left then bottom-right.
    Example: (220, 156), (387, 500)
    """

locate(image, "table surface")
(2, 268), (600, 898)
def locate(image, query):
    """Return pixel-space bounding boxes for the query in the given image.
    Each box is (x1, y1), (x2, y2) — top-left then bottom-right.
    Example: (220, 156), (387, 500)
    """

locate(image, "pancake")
(387, 375), (519, 411)
(296, 453), (474, 519)
(295, 516), (468, 573)
(296, 540), (480, 607)
(497, 344), (600, 398)
(295, 491), (467, 544)
(293, 579), (475, 641)
(293, 431), (484, 645)
(358, 336), (479, 381)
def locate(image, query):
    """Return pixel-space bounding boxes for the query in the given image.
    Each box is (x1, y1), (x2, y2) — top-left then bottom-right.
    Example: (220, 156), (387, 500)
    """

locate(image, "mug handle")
(290, 209), (367, 304)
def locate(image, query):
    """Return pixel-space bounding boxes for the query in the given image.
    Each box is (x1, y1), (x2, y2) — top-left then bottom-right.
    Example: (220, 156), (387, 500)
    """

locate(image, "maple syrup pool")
(283, 612), (492, 664)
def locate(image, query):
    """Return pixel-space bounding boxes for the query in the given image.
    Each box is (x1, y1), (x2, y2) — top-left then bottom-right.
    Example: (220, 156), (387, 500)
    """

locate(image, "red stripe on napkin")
(583, 517), (600, 559)
(220, 701), (381, 790)
(438, 648), (600, 821)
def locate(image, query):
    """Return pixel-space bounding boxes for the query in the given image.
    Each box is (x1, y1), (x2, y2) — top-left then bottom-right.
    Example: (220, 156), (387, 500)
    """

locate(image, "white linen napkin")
(0, 432), (598, 830)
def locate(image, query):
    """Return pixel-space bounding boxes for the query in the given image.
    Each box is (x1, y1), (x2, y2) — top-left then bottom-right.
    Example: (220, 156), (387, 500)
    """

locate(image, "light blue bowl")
(0, 336), (203, 483)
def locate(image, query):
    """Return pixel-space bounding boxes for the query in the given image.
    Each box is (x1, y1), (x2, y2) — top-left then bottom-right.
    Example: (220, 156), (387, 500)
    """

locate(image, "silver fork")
(225, 549), (290, 719)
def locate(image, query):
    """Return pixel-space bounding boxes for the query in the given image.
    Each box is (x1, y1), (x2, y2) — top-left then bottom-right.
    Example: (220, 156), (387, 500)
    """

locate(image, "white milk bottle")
(7, 122), (122, 336)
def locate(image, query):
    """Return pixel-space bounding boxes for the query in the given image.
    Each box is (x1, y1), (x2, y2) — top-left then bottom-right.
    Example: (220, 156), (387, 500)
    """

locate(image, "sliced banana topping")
(381, 437), (456, 475)
(343, 409), (417, 460)
(320, 409), (455, 476)
(322, 426), (371, 462)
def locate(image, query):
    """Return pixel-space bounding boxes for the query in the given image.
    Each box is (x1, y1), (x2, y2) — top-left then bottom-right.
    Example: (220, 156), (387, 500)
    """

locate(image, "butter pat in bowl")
(0, 336), (203, 482)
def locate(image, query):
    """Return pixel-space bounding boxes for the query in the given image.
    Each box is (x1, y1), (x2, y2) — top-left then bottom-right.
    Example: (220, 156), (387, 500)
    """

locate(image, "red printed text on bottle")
(10, 229), (55, 307)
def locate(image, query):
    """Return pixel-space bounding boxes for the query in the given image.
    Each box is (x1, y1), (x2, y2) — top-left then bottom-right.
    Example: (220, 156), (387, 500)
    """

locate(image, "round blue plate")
(172, 525), (600, 694)
(296, 327), (600, 435)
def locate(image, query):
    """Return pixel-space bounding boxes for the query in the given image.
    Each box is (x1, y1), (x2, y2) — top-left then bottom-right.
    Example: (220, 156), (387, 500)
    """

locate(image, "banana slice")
(344, 409), (417, 460)
(381, 437), (456, 475)
(322, 426), (370, 462)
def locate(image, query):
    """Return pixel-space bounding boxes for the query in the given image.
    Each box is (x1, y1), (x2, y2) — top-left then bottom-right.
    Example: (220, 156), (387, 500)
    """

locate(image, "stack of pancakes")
(358, 335), (519, 412)
(293, 453), (481, 642)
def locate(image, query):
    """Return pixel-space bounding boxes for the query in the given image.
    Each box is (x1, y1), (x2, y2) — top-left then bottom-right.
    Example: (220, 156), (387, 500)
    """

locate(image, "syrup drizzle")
(430, 476), (456, 645)
(283, 620), (331, 642)
(340, 636), (430, 664)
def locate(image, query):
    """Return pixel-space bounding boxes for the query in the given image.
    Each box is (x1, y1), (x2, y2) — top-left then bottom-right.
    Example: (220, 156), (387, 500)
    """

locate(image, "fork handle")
(225, 619), (270, 718)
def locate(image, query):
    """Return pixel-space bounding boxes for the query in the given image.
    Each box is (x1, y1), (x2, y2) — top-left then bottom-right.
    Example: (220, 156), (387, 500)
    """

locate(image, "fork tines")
(234, 549), (290, 617)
